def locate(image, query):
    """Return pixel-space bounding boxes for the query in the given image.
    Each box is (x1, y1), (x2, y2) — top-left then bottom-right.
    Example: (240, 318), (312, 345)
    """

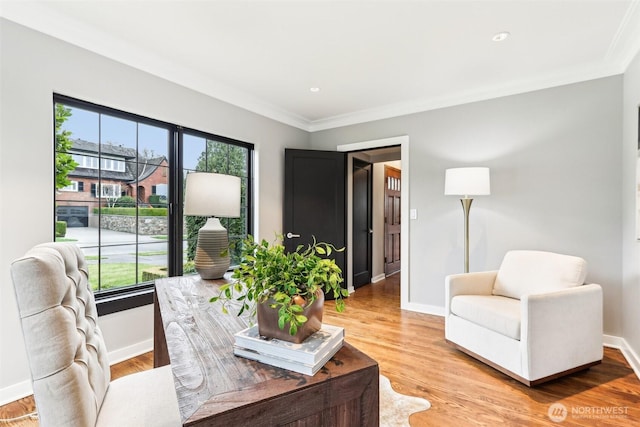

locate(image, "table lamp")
(184, 172), (241, 279)
(444, 167), (490, 273)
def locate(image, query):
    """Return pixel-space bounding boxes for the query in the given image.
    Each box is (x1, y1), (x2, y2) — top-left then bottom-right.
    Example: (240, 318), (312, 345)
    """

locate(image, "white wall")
(0, 19), (309, 403)
(2, 16), (637, 404)
(311, 77), (624, 336)
(622, 50), (640, 369)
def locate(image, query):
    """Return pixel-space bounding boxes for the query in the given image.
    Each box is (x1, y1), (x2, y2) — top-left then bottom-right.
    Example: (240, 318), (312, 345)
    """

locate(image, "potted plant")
(210, 235), (348, 343)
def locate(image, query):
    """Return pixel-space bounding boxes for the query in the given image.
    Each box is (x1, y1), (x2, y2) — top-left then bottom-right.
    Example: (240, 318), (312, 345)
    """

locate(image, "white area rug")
(380, 374), (431, 427)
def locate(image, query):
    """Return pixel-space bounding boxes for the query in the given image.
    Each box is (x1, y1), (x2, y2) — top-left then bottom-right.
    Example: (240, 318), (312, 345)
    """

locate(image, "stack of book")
(233, 323), (345, 376)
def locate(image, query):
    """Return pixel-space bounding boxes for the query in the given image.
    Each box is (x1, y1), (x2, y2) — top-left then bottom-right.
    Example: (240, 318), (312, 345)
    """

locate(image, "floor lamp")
(444, 167), (491, 273)
(184, 172), (241, 279)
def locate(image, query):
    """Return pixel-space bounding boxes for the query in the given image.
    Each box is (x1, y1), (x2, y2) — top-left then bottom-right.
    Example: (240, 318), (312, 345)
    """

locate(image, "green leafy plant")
(211, 235), (348, 335)
(54, 103), (78, 190)
(55, 221), (67, 238)
(113, 195), (136, 207)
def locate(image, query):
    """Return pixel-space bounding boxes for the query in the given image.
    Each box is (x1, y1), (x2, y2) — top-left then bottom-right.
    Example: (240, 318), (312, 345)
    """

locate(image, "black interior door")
(352, 159), (372, 288)
(284, 149), (347, 288)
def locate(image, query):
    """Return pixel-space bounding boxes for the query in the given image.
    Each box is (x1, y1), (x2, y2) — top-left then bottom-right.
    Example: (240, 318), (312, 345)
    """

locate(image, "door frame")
(337, 135), (410, 310)
(352, 158), (373, 288)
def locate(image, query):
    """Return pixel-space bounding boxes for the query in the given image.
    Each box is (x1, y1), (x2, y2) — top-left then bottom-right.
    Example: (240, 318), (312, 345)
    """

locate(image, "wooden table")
(154, 275), (379, 426)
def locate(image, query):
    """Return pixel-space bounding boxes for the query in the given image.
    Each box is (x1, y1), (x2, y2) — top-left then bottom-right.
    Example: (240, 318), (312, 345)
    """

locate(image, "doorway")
(352, 156), (401, 283)
(338, 136), (409, 309)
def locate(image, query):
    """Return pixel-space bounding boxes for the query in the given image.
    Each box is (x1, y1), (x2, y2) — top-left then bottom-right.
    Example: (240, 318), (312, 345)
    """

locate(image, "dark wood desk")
(154, 275), (379, 426)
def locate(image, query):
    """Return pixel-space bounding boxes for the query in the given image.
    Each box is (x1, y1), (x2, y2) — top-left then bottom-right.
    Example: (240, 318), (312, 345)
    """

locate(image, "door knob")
(286, 232), (301, 239)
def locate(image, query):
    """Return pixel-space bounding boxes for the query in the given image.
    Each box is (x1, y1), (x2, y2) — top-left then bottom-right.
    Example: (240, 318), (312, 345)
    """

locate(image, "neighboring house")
(56, 138), (168, 227)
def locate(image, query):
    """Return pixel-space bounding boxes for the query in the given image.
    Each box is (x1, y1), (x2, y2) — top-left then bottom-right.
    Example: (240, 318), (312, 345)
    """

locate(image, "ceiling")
(2, 1), (640, 131)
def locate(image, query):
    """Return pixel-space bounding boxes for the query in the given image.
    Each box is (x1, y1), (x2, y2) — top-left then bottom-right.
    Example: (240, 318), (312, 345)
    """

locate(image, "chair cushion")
(96, 365), (181, 427)
(492, 250), (587, 299)
(450, 295), (521, 340)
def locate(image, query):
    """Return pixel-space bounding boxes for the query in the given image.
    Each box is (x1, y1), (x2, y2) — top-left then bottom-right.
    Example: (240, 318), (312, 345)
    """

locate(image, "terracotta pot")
(257, 291), (324, 344)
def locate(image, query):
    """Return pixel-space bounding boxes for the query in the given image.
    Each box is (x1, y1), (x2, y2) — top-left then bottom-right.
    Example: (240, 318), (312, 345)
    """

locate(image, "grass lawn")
(89, 263), (157, 291)
(135, 251), (167, 256)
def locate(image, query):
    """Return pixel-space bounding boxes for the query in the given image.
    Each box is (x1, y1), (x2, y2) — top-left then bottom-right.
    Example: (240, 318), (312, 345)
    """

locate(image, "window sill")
(96, 286), (155, 316)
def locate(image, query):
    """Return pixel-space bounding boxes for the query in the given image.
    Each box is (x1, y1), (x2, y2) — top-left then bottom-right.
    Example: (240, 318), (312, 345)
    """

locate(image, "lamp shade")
(184, 172), (241, 217)
(444, 167), (490, 197)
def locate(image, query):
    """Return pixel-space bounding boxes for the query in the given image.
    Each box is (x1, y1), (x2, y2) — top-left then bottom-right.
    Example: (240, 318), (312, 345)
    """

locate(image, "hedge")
(92, 207), (168, 216)
(55, 221), (67, 237)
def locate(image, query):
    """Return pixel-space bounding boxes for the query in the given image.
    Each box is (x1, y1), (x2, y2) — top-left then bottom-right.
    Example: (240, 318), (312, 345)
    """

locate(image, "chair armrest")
(521, 284), (603, 379)
(445, 271), (497, 315)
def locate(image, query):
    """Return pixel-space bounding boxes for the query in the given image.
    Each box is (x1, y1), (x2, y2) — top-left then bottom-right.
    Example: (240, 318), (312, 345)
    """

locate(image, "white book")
(233, 339), (343, 376)
(233, 324), (345, 365)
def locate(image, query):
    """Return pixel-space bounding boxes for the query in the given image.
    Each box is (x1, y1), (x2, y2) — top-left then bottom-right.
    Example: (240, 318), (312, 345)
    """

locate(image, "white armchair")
(445, 250), (603, 386)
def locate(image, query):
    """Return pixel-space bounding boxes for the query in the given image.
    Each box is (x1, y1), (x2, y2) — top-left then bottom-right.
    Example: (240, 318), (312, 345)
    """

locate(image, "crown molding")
(606, 0), (640, 70)
(2, 1), (640, 134)
(0, 2), (312, 131)
(309, 62), (624, 132)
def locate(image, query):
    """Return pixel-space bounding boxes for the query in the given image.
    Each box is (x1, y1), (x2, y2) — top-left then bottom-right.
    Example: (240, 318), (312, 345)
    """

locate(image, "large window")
(183, 132), (251, 266)
(54, 95), (253, 314)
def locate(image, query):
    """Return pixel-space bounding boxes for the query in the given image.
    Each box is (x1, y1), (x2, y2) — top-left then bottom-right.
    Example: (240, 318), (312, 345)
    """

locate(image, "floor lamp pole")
(460, 198), (473, 273)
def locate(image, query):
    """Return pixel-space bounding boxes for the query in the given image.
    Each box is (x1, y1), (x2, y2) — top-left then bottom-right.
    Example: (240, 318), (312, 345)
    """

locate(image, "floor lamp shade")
(184, 172), (241, 279)
(445, 167), (490, 273)
(444, 167), (491, 197)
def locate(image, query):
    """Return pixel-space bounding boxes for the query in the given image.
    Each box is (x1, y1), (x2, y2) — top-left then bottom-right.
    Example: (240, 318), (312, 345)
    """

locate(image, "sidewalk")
(65, 226), (160, 247)
(64, 227), (170, 266)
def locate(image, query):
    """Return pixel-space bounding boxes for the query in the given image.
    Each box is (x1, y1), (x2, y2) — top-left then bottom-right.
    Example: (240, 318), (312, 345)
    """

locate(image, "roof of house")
(67, 138), (167, 184)
(71, 138), (138, 159)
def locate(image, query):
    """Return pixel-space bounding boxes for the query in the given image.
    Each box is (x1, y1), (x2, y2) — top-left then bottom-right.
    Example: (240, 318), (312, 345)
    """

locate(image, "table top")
(154, 274), (379, 425)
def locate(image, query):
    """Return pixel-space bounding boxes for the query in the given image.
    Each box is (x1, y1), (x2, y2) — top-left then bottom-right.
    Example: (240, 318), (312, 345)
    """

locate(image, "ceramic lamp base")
(194, 217), (230, 280)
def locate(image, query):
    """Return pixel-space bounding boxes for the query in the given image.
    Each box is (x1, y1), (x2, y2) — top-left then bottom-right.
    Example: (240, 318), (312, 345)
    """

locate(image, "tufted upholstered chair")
(445, 250), (603, 386)
(11, 242), (181, 426)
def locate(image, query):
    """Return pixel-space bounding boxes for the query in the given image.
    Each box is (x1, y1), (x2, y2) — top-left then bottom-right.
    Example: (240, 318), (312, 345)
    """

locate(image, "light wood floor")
(2, 274), (639, 426)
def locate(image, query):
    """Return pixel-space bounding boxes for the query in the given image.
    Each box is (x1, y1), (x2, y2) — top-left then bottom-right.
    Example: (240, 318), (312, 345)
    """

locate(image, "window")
(183, 132), (251, 267)
(101, 158), (126, 172)
(99, 183), (121, 198)
(60, 181), (79, 192)
(73, 154), (100, 169)
(54, 95), (253, 315)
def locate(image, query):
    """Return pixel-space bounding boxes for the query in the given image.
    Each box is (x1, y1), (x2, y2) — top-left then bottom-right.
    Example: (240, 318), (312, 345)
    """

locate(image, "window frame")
(53, 94), (254, 315)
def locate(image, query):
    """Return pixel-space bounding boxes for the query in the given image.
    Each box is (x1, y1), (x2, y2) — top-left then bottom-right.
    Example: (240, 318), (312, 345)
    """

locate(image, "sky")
(63, 105), (205, 170)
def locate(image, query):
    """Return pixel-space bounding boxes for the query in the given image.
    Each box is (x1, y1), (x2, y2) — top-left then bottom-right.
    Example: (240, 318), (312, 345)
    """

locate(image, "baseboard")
(0, 338), (154, 406)
(401, 301), (445, 317)
(107, 338), (154, 365)
(603, 334), (640, 380)
(0, 379), (32, 407)
(371, 274), (386, 283)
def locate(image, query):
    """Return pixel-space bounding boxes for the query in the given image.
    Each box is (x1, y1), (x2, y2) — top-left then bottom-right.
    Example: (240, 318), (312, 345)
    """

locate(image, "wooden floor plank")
(2, 274), (638, 426)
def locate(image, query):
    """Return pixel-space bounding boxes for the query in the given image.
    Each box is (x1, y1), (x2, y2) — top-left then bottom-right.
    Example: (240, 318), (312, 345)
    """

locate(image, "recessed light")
(492, 31), (510, 42)
(309, 87), (321, 93)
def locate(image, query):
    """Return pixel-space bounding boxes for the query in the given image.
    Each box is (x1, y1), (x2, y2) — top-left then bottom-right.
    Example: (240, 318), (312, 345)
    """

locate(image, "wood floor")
(2, 274), (639, 426)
